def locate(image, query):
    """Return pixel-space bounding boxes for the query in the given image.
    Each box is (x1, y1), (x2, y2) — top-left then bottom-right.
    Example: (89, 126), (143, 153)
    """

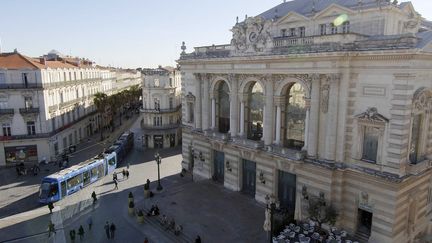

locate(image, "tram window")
(61, 181), (67, 197)
(67, 174), (82, 189)
(91, 167), (98, 178)
(83, 171), (90, 186)
(98, 164), (104, 178)
(50, 183), (59, 197)
(108, 157), (116, 166)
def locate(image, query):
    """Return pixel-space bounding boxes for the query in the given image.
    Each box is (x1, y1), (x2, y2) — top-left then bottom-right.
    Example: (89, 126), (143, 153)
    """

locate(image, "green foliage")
(307, 196), (338, 227)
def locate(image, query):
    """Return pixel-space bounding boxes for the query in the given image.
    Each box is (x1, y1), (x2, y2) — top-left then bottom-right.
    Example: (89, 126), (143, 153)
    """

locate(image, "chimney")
(39, 57), (46, 65)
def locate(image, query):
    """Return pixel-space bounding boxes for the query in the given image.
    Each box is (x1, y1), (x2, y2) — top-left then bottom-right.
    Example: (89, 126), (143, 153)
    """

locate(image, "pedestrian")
(104, 221), (110, 239)
(110, 222), (116, 239)
(144, 237), (149, 243)
(126, 170), (129, 179)
(48, 202), (54, 214)
(48, 220), (56, 237)
(91, 191), (97, 204)
(113, 172), (117, 181)
(114, 179), (118, 190)
(78, 225), (85, 240)
(69, 229), (76, 242)
(87, 216), (93, 230)
(127, 162), (130, 169)
(195, 235), (202, 243)
(122, 169), (126, 178)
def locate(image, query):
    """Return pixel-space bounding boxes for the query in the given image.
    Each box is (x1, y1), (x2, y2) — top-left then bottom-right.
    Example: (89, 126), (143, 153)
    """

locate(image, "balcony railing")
(19, 107), (40, 114)
(42, 78), (102, 89)
(0, 83), (43, 89)
(269, 145), (305, 161)
(0, 108), (14, 115)
(232, 137), (264, 149)
(140, 105), (181, 114)
(141, 123), (180, 130)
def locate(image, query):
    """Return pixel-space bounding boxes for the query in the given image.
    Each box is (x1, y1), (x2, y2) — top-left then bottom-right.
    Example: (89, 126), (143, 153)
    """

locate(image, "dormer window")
(342, 21), (350, 34)
(320, 24), (327, 35)
(289, 28), (296, 36)
(330, 23), (338, 34)
(299, 27), (305, 37)
(281, 29), (287, 37)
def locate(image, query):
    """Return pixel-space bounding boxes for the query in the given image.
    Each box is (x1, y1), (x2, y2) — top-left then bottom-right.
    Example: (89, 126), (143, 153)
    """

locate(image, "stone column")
(273, 96), (284, 145)
(229, 77), (238, 137)
(211, 94), (216, 129)
(307, 75), (320, 158)
(325, 74), (341, 161)
(302, 98), (311, 151)
(263, 78), (274, 146)
(195, 76), (202, 130)
(239, 93), (247, 137)
(202, 75), (210, 130)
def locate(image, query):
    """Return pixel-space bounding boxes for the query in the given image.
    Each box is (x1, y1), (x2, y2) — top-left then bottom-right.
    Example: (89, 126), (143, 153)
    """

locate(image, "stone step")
(354, 231), (370, 243)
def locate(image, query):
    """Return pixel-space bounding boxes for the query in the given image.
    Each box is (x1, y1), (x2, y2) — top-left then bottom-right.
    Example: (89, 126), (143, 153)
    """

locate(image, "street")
(0, 116), (267, 243)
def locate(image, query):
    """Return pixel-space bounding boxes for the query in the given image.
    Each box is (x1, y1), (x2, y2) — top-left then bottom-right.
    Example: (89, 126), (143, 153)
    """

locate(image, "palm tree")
(107, 94), (120, 131)
(93, 92), (108, 141)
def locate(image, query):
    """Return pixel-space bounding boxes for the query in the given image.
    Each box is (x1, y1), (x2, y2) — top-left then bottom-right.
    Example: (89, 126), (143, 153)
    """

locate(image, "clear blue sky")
(1, 0), (431, 69)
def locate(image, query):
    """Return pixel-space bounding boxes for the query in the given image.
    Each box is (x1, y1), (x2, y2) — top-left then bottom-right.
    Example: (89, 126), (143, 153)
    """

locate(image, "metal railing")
(140, 105), (181, 114)
(141, 123), (180, 130)
(0, 108), (14, 115)
(0, 83), (43, 89)
(19, 107), (40, 114)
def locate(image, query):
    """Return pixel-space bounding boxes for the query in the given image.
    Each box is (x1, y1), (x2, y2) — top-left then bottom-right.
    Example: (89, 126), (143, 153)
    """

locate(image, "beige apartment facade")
(178, 1), (432, 242)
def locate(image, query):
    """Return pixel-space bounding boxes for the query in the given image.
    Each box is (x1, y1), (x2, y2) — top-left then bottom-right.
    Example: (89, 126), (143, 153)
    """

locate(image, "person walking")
(91, 191), (97, 204)
(69, 229), (76, 242)
(126, 170), (129, 179)
(48, 220), (56, 237)
(114, 178), (118, 190)
(122, 169), (126, 179)
(127, 162), (130, 169)
(110, 222), (116, 239)
(48, 202), (54, 214)
(78, 225), (85, 241)
(195, 235), (202, 243)
(104, 221), (110, 239)
(87, 216), (93, 230)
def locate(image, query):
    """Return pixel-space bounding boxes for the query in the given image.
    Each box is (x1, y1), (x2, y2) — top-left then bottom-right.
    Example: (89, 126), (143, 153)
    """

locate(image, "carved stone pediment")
(230, 16), (274, 56)
(185, 92), (195, 102)
(355, 107), (388, 126)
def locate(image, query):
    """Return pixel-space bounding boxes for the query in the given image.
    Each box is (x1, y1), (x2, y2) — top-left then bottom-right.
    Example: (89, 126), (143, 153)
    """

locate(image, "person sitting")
(174, 223), (182, 236)
(161, 214), (168, 226)
(154, 205), (160, 216)
(147, 205), (156, 216)
(169, 219), (175, 230)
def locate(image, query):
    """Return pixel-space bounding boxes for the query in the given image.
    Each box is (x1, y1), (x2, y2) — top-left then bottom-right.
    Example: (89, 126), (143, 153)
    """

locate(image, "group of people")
(113, 167), (131, 190)
(147, 204), (160, 216)
(104, 221), (117, 239)
(160, 214), (183, 235)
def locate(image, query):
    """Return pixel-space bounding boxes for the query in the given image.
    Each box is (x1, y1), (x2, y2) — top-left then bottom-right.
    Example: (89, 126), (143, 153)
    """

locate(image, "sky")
(1, 0), (431, 69)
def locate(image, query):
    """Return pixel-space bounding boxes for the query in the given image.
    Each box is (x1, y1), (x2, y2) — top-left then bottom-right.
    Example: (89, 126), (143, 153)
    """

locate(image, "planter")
(128, 197), (134, 203)
(128, 207), (134, 215)
(137, 214), (144, 223)
(144, 189), (150, 199)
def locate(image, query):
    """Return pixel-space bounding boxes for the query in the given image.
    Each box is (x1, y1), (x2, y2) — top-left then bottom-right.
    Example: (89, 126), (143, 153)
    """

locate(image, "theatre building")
(178, 0), (432, 242)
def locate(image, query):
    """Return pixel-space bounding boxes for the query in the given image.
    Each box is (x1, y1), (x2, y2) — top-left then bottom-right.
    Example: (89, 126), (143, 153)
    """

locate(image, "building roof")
(259, 0), (392, 20)
(0, 52), (85, 70)
(416, 31), (432, 49)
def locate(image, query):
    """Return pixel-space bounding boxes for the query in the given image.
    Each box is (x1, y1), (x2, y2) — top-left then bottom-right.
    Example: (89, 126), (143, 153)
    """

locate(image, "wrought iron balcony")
(0, 109), (14, 115)
(19, 107), (40, 114)
(141, 123), (180, 130)
(0, 83), (43, 89)
(140, 105), (181, 114)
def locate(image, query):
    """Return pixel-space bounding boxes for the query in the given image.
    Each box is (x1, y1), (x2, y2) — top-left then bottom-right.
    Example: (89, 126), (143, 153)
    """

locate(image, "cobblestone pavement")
(0, 116), (267, 243)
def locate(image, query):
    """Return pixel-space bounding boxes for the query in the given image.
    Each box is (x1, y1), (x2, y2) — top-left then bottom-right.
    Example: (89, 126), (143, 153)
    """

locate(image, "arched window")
(217, 81), (230, 133)
(285, 83), (306, 150)
(246, 82), (264, 141)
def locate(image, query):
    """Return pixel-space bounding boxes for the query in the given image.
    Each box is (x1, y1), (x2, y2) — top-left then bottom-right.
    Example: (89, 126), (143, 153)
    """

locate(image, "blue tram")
(38, 151), (117, 204)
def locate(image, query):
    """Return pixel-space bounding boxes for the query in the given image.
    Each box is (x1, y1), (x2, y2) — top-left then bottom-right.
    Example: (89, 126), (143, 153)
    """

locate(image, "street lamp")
(264, 194), (279, 243)
(154, 152), (163, 191)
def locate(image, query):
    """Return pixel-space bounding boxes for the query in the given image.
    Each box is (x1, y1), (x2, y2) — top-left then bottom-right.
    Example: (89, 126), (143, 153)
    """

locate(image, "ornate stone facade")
(179, 1), (432, 242)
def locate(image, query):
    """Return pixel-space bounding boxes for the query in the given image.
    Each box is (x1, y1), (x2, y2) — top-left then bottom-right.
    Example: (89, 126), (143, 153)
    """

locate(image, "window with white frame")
(24, 96), (33, 109)
(169, 97), (173, 109)
(0, 73), (5, 83)
(154, 98), (160, 111)
(355, 107), (388, 164)
(2, 123), (11, 136)
(319, 24), (327, 35)
(330, 23), (338, 34)
(289, 28), (296, 36)
(409, 88), (432, 164)
(281, 29), (287, 37)
(342, 21), (350, 33)
(27, 121), (36, 135)
(299, 27), (305, 37)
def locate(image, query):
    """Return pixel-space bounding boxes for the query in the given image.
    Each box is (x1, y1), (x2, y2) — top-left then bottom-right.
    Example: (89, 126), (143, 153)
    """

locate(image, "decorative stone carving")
(185, 92), (196, 102)
(320, 82), (330, 114)
(355, 107), (389, 126)
(412, 87), (432, 112)
(230, 16), (273, 55)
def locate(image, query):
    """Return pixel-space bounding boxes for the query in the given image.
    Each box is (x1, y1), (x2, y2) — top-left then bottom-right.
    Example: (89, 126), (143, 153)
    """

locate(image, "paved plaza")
(0, 117), (267, 243)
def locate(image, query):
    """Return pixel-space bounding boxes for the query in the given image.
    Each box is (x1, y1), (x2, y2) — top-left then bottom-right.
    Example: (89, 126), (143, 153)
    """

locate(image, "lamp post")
(155, 152), (163, 191)
(265, 194), (278, 243)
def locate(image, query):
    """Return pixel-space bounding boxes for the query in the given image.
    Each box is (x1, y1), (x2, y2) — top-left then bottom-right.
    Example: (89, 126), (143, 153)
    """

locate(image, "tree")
(93, 92), (108, 141)
(107, 94), (120, 131)
(307, 194), (338, 227)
